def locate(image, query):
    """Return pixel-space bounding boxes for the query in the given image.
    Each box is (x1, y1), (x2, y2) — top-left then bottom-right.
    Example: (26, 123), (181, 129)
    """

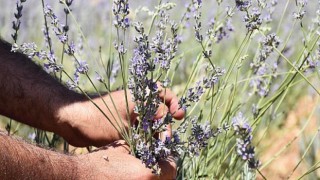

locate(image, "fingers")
(154, 102), (172, 138)
(158, 86), (185, 120)
(154, 103), (169, 120)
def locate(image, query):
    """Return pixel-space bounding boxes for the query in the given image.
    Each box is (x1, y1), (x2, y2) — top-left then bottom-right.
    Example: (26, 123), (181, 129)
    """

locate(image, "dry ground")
(258, 96), (320, 179)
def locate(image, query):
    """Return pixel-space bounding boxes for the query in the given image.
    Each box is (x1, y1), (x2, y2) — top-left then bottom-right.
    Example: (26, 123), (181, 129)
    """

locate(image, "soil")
(257, 96), (320, 179)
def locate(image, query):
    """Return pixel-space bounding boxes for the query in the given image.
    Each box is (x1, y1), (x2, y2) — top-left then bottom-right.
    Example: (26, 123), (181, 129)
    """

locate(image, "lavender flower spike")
(232, 112), (252, 135)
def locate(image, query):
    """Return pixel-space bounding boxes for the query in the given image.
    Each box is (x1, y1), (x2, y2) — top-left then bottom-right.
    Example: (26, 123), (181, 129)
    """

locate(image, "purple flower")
(20, 42), (37, 58)
(113, 0), (130, 29)
(187, 118), (213, 156)
(142, 117), (151, 132)
(203, 67), (225, 88)
(150, 15), (179, 71)
(172, 131), (181, 144)
(44, 52), (63, 72)
(66, 71), (79, 90)
(135, 140), (160, 175)
(65, 41), (76, 55)
(232, 112), (252, 135)
(44, 4), (68, 44)
(249, 33), (280, 97)
(11, 0), (27, 42)
(235, 0), (251, 11)
(152, 119), (165, 132)
(244, 8), (262, 31)
(76, 60), (89, 74)
(154, 139), (171, 158)
(248, 158), (261, 169)
(58, 34), (68, 44)
(232, 112), (260, 169)
(95, 72), (105, 83)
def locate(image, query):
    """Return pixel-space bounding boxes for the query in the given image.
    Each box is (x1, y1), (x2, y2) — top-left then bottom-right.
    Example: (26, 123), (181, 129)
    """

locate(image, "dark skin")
(0, 39), (185, 179)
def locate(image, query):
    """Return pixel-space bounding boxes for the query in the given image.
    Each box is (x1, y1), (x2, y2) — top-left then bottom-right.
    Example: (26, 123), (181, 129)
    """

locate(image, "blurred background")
(1, 0), (320, 179)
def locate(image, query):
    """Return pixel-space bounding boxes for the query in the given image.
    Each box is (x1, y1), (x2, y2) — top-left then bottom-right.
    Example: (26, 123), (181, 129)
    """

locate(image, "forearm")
(0, 39), (84, 135)
(0, 131), (80, 179)
(0, 39), (131, 147)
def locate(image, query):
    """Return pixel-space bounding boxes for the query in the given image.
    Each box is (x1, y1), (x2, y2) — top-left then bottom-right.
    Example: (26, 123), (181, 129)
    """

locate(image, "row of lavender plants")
(1, 0), (320, 179)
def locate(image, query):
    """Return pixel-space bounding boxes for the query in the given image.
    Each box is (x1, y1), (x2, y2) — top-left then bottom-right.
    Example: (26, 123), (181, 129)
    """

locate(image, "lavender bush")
(1, 0), (320, 179)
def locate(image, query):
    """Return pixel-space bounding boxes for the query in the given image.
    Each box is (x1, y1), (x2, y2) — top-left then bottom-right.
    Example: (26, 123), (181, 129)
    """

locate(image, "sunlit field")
(1, 0), (320, 179)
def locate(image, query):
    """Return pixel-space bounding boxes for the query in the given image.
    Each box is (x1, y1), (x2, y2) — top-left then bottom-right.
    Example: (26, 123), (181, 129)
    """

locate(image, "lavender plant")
(3, 0), (320, 179)
(11, 0), (27, 43)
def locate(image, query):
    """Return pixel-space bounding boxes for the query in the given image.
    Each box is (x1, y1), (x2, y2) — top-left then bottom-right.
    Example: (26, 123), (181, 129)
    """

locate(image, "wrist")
(75, 154), (98, 180)
(55, 99), (88, 146)
(54, 92), (88, 146)
(55, 93), (120, 147)
(54, 90), (133, 147)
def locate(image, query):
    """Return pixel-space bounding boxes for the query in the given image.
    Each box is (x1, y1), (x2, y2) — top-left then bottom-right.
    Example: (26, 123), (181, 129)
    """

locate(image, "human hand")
(58, 84), (185, 147)
(77, 140), (177, 180)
